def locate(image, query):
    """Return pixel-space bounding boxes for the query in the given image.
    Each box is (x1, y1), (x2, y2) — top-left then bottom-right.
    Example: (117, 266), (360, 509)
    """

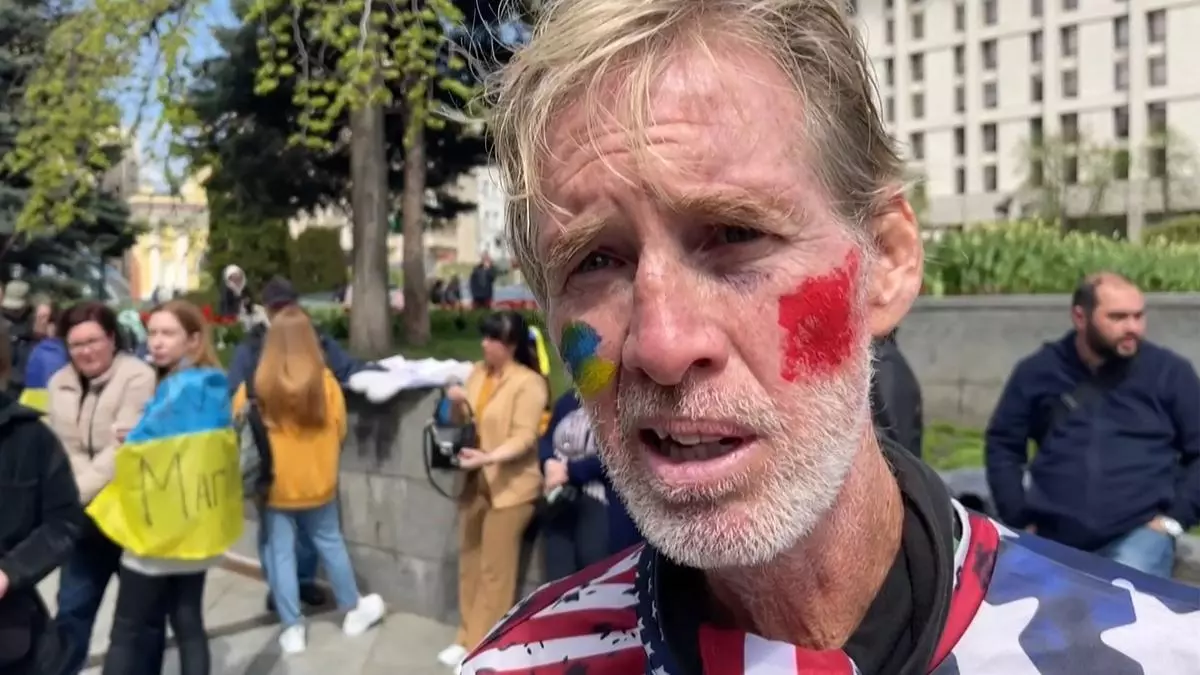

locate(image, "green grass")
(923, 422), (986, 472)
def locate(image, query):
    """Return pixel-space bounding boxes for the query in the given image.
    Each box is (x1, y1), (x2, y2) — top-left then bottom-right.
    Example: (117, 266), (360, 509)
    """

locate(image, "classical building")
(123, 172), (210, 301)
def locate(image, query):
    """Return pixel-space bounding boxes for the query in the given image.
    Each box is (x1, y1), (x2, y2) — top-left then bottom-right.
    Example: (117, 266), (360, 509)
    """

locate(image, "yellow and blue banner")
(87, 367), (243, 560)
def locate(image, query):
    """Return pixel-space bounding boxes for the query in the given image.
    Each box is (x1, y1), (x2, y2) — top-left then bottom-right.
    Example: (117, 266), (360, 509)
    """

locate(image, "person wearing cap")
(226, 275), (374, 613)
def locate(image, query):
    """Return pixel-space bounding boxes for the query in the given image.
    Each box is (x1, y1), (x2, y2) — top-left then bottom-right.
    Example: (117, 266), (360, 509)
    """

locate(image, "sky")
(119, 0), (236, 191)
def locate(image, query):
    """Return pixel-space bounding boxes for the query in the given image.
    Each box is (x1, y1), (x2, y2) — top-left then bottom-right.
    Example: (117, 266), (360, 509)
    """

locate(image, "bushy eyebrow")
(541, 190), (793, 283)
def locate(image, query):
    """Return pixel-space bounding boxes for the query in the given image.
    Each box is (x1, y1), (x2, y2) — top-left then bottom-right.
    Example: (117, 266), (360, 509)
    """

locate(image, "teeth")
(651, 429), (725, 446)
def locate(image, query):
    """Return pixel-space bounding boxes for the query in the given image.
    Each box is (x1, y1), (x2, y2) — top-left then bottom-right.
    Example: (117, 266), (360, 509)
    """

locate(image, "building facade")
(851, 0), (1200, 236)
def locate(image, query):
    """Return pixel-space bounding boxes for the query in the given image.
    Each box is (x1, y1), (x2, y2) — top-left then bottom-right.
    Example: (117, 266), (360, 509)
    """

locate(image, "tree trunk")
(348, 102), (392, 358)
(401, 119), (431, 346)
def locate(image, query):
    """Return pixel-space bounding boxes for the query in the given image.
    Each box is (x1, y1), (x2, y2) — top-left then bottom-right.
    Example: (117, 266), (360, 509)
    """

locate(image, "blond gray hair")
(490, 0), (903, 300)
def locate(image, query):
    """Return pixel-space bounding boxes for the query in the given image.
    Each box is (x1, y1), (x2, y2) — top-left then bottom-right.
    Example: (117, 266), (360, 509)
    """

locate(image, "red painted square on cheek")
(776, 251), (861, 382)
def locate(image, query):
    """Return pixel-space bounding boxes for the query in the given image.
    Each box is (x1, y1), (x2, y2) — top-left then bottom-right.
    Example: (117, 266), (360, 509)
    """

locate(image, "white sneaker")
(437, 643), (468, 667)
(342, 593), (386, 637)
(278, 625), (307, 655)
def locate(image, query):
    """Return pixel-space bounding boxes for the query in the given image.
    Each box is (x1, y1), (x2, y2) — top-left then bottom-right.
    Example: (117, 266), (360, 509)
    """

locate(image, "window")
(911, 12), (924, 40)
(1061, 113), (1079, 143)
(955, 167), (966, 194)
(910, 53), (924, 82)
(1149, 55), (1167, 87)
(1065, 156), (1079, 184)
(909, 132), (925, 160)
(1031, 0), (1043, 18)
(1062, 0), (1077, 11)
(983, 82), (998, 109)
(886, 18), (895, 43)
(1114, 106), (1129, 139)
(1060, 25), (1078, 58)
(1030, 117), (1043, 145)
(885, 96), (895, 122)
(984, 165), (998, 192)
(982, 40), (997, 70)
(1148, 102), (1167, 135)
(954, 3), (965, 32)
(1031, 74), (1044, 102)
(911, 92), (925, 118)
(954, 45), (965, 75)
(982, 123), (998, 153)
(1148, 10), (1166, 44)
(954, 85), (965, 113)
(885, 0), (893, 9)
(1031, 160), (1044, 187)
(885, 58), (895, 86)
(1030, 31), (1043, 63)
(954, 126), (966, 156)
(983, 0), (997, 26)
(846, 0), (857, 16)
(1114, 60), (1129, 91)
(1149, 147), (1168, 178)
(1062, 69), (1078, 98)
(1113, 16), (1129, 49)
(1114, 149), (1131, 180)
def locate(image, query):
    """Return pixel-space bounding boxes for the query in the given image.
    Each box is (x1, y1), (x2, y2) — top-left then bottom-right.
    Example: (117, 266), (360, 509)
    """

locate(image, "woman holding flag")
(97, 300), (239, 675)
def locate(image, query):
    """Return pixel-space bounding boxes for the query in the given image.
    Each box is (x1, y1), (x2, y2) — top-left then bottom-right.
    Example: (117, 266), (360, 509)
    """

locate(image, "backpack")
(237, 374), (274, 502)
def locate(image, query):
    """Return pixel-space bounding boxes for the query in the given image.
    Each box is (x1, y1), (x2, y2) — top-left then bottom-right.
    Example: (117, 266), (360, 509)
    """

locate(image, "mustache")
(613, 376), (787, 437)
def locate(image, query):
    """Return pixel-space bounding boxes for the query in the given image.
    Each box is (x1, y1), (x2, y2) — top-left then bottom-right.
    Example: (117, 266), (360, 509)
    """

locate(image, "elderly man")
(458, 1), (1200, 674)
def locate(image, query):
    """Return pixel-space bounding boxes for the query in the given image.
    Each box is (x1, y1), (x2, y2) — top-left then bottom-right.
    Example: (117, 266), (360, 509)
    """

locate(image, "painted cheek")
(776, 251), (861, 382)
(558, 321), (618, 399)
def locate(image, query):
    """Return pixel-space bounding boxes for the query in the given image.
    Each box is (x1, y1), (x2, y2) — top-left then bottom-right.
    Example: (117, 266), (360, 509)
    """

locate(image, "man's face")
(229, 271), (244, 288)
(33, 304), (52, 337)
(537, 46), (881, 569)
(1079, 282), (1146, 361)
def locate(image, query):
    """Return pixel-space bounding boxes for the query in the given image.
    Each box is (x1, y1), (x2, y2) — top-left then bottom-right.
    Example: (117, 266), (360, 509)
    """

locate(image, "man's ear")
(865, 194), (923, 338)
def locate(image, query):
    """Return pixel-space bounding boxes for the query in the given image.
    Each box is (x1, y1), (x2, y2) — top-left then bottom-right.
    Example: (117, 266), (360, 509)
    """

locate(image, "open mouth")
(638, 428), (751, 462)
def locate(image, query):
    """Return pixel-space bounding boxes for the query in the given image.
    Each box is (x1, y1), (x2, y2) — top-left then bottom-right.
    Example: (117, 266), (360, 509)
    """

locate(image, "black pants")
(542, 493), (610, 581)
(101, 569), (209, 675)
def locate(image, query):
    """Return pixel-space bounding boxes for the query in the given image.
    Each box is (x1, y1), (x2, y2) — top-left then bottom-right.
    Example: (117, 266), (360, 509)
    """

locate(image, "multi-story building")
(851, 0), (1200, 236)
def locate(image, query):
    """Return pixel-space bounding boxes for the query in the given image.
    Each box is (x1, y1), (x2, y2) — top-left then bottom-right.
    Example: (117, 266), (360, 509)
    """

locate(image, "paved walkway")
(38, 565), (457, 674)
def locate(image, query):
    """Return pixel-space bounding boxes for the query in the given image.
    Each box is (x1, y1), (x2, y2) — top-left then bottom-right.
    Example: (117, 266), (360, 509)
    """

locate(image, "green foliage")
(246, 0), (478, 152)
(204, 192), (291, 295)
(922, 423), (984, 472)
(924, 220), (1200, 295)
(1148, 214), (1200, 244)
(288, 228), (346, 294)
(2, 0), (202, 233)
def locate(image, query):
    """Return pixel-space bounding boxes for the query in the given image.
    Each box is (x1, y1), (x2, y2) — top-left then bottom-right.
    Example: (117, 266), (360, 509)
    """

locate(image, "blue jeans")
(257, 517), (320, 587)
(262, 501), (360, 627)
(1096, 525), (1177, 578)
(56, 522), (164, 675)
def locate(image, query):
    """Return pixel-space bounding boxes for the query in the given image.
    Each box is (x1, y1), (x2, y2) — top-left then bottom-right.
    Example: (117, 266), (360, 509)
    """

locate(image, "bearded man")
(459, 1), (1200, 673)
(987, 272), (1200, 579)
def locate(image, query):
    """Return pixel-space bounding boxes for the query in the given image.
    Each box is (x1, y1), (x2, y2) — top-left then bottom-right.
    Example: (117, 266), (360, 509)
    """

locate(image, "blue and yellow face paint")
(559, 321), (617, 398)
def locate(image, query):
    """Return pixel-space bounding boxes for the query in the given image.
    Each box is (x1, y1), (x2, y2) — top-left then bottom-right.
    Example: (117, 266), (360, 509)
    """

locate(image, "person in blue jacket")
(986, 272), (1200, 577)
(22, 301), (68, 402)
(539, 391), (641, 579)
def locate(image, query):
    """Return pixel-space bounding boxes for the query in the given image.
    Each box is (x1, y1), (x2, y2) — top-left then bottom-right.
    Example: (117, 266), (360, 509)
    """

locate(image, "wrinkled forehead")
(532, 42), (816, 256)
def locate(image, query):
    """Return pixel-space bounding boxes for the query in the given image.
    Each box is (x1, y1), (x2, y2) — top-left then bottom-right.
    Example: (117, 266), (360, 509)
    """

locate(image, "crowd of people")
(0, 274), (387, 675)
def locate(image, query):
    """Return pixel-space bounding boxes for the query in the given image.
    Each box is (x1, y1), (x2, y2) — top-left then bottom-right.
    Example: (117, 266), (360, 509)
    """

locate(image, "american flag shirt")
(461, 500), (1200, 675)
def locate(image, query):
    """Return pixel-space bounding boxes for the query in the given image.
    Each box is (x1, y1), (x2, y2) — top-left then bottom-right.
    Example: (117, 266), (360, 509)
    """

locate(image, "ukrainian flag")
(87, 367), (244, 560)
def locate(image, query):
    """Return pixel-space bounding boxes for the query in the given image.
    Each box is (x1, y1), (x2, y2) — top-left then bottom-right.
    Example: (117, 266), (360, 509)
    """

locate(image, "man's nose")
(621, 268), (729, 387)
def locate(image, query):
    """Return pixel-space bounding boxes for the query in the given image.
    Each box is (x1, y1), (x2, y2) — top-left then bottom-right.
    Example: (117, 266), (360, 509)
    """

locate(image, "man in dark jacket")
(871, 329), (923, 458)
(469, 254), (497, 309)
(226, 276), (374, 611)
(986, 272), (1200, 577)
(0, 374), (86, 673)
